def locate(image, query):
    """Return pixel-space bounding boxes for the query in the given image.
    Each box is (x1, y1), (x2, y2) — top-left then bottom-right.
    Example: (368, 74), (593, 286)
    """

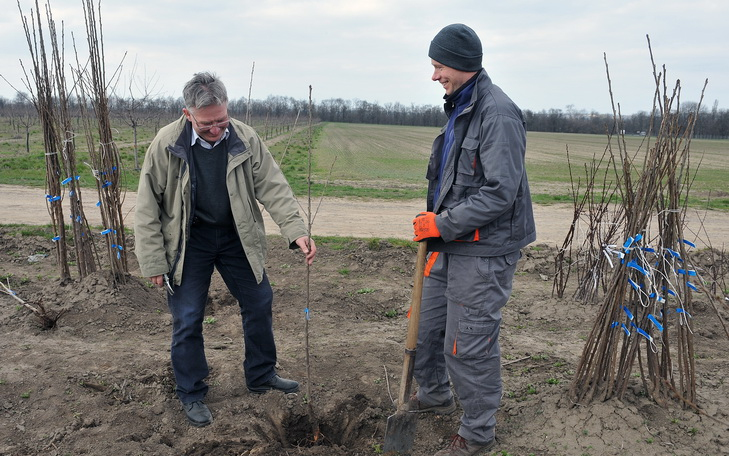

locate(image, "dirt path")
(1, 184), (728, 248)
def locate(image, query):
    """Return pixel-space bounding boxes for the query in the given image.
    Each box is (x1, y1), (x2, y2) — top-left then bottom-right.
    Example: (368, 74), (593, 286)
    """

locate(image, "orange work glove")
(412, 211), (441, 241)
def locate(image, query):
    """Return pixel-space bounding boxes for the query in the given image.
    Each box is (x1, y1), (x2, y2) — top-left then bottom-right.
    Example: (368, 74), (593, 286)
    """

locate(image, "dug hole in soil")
(0, 217), (728, 455)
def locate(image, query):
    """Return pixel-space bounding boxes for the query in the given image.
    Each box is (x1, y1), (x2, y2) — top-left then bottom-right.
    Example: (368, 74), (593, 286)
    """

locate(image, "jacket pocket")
(448, 137), (484, 203)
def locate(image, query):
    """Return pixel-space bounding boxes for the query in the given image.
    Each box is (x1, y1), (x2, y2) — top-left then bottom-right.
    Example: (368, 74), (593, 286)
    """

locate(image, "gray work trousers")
(413, 250), (520, 444)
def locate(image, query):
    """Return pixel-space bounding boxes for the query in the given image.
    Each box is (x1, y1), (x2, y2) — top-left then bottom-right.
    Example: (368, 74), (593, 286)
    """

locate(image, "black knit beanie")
(428, 24), (483, 72)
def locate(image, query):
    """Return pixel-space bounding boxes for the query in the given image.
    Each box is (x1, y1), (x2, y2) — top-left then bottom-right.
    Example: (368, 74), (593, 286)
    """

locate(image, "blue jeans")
(167, 223), (276, 403)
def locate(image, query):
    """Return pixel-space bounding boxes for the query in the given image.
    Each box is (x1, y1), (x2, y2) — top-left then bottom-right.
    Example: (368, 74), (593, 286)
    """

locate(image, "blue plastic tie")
(636, 327), (653, 342)
(621, 323), (630, 336)
(686, 282), (698, 292)
(682, 239), (696, 248)
(626, 260), (649, 276)
(665, 248), (681, 259)
(305, 308), (310, 321)
(627, 278), (641, 291)
(647, 314), (664, 332)
(676, 308), (692, 318)
(622, 305), (634, 321)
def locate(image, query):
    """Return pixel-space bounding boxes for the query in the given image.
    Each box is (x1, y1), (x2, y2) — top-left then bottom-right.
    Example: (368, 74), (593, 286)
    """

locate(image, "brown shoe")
(407, 391), (457, 414)
(433, 434), (495, 456)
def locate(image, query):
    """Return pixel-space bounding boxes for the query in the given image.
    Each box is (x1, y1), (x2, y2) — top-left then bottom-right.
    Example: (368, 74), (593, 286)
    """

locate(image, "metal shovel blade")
(383, 409), (417, 454)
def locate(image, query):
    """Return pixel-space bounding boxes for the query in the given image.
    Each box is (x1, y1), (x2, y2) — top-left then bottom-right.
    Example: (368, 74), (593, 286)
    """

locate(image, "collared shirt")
(191, 128), (230, 149)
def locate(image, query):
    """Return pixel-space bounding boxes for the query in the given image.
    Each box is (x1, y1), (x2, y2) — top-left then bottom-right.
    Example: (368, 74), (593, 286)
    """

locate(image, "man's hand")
(412, 211), (441, 241)
(295, 236), (317, 265)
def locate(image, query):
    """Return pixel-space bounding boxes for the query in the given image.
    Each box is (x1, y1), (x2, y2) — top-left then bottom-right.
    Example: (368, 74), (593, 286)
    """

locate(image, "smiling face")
(183, 103), (229, 143)
(431, 59), (476, 96)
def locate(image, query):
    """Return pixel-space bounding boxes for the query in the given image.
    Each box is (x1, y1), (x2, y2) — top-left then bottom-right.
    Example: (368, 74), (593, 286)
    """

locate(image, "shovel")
(383, 241), (428, 454)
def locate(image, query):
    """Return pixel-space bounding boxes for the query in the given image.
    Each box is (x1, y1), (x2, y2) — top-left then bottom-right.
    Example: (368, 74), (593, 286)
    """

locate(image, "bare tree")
(116, 57), (160, 170)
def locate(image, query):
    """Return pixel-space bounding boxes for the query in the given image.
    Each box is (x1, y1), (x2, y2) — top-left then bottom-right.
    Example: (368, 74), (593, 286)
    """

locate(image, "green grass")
(2, 118), (728, 210)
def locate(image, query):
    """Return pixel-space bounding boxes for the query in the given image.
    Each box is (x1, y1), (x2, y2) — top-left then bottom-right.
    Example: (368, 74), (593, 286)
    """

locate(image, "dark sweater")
(191, 140), (234, 227)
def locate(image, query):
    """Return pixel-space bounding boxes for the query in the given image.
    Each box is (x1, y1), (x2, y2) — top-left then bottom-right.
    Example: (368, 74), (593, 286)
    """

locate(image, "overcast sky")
(1, 0), (726, 115)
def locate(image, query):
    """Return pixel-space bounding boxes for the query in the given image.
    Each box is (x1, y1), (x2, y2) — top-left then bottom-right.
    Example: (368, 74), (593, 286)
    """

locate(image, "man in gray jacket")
(135, 72), (315, 427)
(411, 24), (536, 456)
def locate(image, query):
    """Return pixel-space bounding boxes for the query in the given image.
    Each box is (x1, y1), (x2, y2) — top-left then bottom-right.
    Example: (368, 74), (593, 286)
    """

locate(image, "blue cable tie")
(611, 321), (619, 328)
(626, 260), (649, 276)
(52, 236), (61, 242)
(636, 327), (653, 342)
(627, 278), (640, 291)
(622, 305), (634, 321)
(649, 292), (656, 299)
(96, 201), (101, 207)
(117, 251), (121, 259)
(112, 166), (117, 171)
(682, 239), (696, 248)
(665, 248), (681, 259)
(101, 229), (112, 235)
(642, 247), (655, 253)
(664, 287), (676, 296)
(647, 314), (664, 332)
(623, 237), (634, 249)
(117, 245), (123, 251)
(304, 308), (310, 320)
(656, 295), (665, 303)
(676, 308), (692, 318)
(621, 323), (630, 336)
(634, 233), (643, 243)
(102, 181), (112, 188)
(61, 177), (72, 185)
(687, 282), (698, 292)
(630, 321), (638, 329)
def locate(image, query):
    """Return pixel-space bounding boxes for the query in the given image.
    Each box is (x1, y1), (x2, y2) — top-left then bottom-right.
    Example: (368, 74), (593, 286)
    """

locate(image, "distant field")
(1, 119), (727, 208)
(306, 123), (729, 208)
(312, 123), (438, 187)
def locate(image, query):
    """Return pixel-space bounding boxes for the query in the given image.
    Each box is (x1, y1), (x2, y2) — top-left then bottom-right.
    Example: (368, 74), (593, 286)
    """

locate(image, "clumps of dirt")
(0, 230), (727, 456)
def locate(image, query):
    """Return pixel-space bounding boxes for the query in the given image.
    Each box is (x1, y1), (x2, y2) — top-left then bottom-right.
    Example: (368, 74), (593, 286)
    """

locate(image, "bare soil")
(1, 184), (728, 456)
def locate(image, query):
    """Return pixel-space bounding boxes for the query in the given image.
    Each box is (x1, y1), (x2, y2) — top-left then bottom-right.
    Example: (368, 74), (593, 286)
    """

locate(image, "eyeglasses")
(189, 111), (230, 132)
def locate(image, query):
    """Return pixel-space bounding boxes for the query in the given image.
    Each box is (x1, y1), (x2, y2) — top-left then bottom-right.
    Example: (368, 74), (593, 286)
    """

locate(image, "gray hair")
(182, 72), (228, 109)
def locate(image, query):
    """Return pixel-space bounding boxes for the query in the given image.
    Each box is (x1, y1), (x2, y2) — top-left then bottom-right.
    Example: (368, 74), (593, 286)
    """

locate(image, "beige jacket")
(134, 116), (307, 285)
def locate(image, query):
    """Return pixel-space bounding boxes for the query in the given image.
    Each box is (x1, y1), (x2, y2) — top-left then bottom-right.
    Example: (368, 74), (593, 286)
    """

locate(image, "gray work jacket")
(427, 70), (536, 256)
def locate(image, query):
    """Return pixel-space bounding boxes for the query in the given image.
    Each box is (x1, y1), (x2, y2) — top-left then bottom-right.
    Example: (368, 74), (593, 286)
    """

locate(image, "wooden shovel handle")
(396, 241), (429, 408)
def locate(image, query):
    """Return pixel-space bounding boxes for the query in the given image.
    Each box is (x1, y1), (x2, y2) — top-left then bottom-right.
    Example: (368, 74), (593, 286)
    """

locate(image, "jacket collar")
(169, 117), (248, 161)
(443, 68), (483, 116)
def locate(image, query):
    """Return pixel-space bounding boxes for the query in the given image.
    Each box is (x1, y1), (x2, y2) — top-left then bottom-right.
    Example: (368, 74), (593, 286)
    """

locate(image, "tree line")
(2, 93), (727, 139)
